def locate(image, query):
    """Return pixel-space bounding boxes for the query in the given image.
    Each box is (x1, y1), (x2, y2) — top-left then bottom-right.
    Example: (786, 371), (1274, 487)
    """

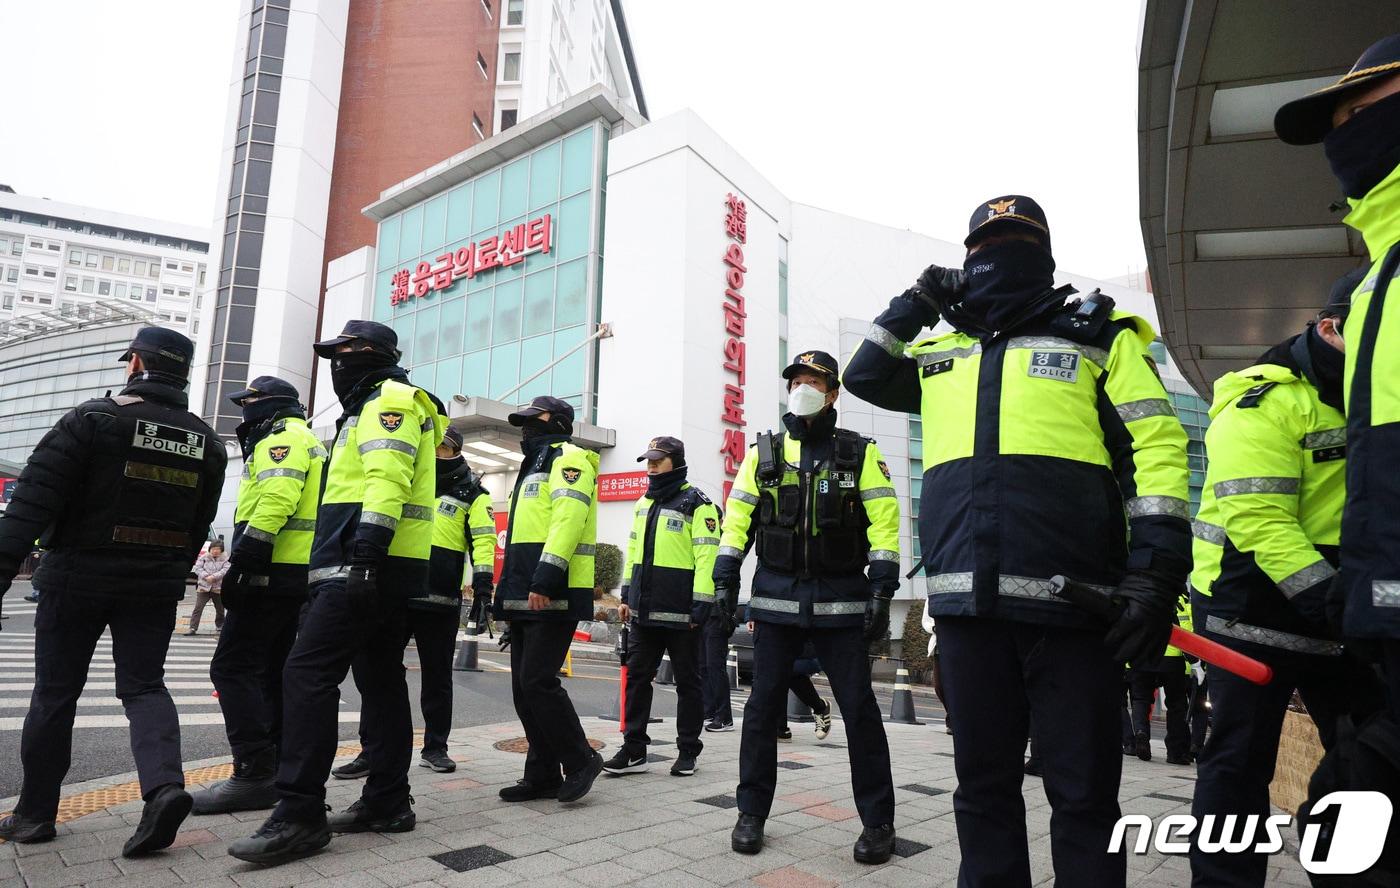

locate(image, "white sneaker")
(813, 701), (832, 740)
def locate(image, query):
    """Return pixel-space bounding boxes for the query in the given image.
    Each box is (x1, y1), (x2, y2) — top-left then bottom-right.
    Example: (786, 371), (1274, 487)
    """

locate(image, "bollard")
(787, 690), (813, 724)
(727, 645), (740, 690)
(886, 661), (922, 725)
(453, 619), (483, 672)
(560, 650), (573, 677)
(657, 652), (675, 685)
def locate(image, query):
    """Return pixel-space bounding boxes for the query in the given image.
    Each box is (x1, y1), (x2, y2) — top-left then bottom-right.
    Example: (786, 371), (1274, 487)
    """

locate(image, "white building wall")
(191, 0), (349, 420)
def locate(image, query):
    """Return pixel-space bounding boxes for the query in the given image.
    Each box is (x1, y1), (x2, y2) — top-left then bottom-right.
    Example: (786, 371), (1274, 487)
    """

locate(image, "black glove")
(690, 599), (713, 628)
(915, 264), (967, 311)
(470, 589), (492, 623)
(1289, 575), (1334, 638)
(230, 536), (274, 575)
(346, 564), (378, 613)
(863, 592), (892, 644)
(1103, 569), (1177, 666)
(715, 582), (740, 632)
(498, 624), (511, 651)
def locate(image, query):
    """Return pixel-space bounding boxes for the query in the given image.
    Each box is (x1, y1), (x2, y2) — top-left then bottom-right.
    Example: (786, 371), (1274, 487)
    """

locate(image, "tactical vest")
(46, 394), (211, 555)
(753, 428), (870, 576)
(626, 485), (718, 627)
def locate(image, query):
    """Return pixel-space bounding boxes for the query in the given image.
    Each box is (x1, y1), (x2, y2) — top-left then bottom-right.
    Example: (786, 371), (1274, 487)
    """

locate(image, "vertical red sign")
(493, 509), (508, 584)
(719, 193), (749, 503)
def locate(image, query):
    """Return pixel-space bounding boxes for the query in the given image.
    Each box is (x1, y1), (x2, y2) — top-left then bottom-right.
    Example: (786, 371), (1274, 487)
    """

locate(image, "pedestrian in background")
(188, 541), (229, 635)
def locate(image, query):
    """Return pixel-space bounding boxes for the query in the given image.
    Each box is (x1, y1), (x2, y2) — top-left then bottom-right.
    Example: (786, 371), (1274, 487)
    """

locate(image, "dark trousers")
(938, 616), (1125, 888)
(1128, 663), (1191, 758)
(622, 624), (704, 757)
(509, 619), (592, 785)
(188, 589), (224, 631)
(738, 621), (894, 828)
(210, 596), (302, 761)
(273, 584), (410, 821)
(351, 605), (459, 755)
(699, 614), (733, 723)
(1189, 639), (1384, 887)
(18, 591), (182, 821)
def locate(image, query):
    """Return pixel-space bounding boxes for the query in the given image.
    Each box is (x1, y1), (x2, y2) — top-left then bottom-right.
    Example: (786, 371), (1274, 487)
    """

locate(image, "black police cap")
(1323, 267), (1369, 321)
(964, 195), (1051, 252)
(637, 435), (686, 462)
(508, 395), (575, 426)
(782, 349), (841, 387)
(1275, 35), (1400, 145)
(118, 326), (194, 368)
(227, 375), (300, 406)
(442, 426), (464, 452)
(313, 319), (400, 358)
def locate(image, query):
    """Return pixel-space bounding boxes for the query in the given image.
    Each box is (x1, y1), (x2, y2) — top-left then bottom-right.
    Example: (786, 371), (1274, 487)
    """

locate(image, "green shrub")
(593, 542), (624, 599)
(900, 601), (933, 678)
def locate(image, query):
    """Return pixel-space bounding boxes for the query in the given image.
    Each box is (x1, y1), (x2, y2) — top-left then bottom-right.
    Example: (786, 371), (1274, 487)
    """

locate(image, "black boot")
(191, 747), (277, 814)
(853, 824), (896, 864)
(327, 797), (416, 834)
(731, 813), (765, 854)
(499, 780), (560, 802)
(122, 784), (193, 858)
(1134, 732), (1152, 762)
(228, 814), (331, 865)
(0, 813), (56, 844)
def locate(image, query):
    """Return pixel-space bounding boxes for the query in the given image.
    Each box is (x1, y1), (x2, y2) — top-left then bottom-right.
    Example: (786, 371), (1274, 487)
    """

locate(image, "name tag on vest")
(1027, 351), (1080, 383)
(133, 421), (205, 460)
(1312, 446), (1345, 463)
(922, 359), (954, 378)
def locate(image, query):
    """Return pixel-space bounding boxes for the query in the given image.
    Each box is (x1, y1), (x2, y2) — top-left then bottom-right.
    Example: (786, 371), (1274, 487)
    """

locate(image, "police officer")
(1124, 594), (1193, 766)
(0, 328), (226, 856)
(715, 350), (900, 863)
(1188, 273), (1383, 886)
(229, 320), (444, 864)
(603, 436), (719, 778)
(191, 376), (324, 815)
(493, 395), (605, 803)
(845, 196), (1191, 887)
(1275, 34), (1400, 716)
(333, 426), (496, 778)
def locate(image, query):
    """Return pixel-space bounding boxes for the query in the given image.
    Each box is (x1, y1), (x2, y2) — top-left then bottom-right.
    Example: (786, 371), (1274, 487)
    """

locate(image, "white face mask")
(787, 383), (828, 417)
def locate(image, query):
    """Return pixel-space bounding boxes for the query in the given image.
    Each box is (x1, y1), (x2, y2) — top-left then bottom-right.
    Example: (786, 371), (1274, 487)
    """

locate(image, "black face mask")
(519, 415), (572, 451)
(330, 350), (398, 404)
(435, 454), (468, 495)
(241, 397), (298, 429)
(1306, 325), (1347, 412)
(1324, 90), (1400, 200)
(646, 464), (688, 500)
(436, 454), (465, 476)
(957, 239), (1057, 332)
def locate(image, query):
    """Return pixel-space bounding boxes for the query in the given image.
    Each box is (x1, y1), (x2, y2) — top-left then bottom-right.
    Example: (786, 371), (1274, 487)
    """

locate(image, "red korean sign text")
(719, 192), (748, 502)
(597, 471), (650, 502)
(389, 214), (553, 306)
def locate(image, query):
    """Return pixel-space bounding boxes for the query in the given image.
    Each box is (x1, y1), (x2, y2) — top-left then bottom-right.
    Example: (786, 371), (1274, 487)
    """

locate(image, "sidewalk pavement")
(0, 712), (1318, 888)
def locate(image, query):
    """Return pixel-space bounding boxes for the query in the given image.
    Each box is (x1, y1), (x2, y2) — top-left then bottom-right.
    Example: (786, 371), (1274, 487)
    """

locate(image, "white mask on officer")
(787, 383), (828, 418)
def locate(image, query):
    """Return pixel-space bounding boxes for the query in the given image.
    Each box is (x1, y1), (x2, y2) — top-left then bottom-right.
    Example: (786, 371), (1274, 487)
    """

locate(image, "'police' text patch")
(133, 421), (205, 461)
(1027, 351), (1080, 383)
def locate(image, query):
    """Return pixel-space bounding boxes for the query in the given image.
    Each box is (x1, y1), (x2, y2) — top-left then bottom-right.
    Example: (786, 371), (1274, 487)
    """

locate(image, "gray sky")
(0, 0), (1147, 279)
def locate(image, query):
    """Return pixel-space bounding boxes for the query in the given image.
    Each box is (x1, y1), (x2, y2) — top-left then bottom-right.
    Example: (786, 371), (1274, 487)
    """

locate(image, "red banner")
(493, 510), (508, 583)
(597, 471), (649, 502)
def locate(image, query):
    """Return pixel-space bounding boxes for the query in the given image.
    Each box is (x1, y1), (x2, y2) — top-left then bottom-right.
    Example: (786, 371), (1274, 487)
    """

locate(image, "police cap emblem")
(562, 467), (582, 484)
(379, 412), (404, 432)
(269, 445), (290, 463)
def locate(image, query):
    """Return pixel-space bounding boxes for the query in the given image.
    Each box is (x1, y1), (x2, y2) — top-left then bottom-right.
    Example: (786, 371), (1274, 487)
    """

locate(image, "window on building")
(98, 280), (111, 296)
(472, 113), (485, 139)
(37, 294), (51, 305)
(507, 0), (523, 25)
(100, 255), (114, 271)
(84, 252), (97, 268)
(503, 51), (521, 81)
(162, 287), (175, 296)
(20, 293), (34, 303)
(46, 241), (60, 252)
(23, 266), (38, 277)
(500, 107), (518, 130)
(4, 267), (15, 283)
(134, 259), (146, 276)
(117, 257), (130, 273)
(63, 275), (77, 292)
(149, 263), (160, 278)
(67, 249), (81, 265)
(146, 287), (157, 301)
(10, 241), (22, 257)
(477, 52), (489, 78)
(198, 267), (206, 285)
(166, 261), (178, 271)
(115, 282), (127, 298)
(193, 319), (199, 333)
(28, 239), (42, 249)
(181, 262), (193, 272)
(1, 293), (11, 310)
(41, 268), (56, 279)
(81, 278), (94, 294)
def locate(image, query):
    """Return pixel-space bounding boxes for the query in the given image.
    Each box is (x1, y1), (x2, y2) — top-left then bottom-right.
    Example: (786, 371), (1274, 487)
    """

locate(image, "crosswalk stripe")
(0, 711), (361, 730)
(0, 680), (212, 691)
(0, 654), (213, 663)
(0, 695), (221, 709)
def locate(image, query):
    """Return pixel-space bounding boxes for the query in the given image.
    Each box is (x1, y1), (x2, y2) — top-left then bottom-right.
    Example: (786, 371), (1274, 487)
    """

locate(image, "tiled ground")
(0, 717), (1317, 887)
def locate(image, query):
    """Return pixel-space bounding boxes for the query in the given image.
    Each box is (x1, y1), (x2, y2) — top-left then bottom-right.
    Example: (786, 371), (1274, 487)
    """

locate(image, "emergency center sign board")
(719, 193), (749, 502)
(597, 471), (649, 502)
(388, 213), (554, 306)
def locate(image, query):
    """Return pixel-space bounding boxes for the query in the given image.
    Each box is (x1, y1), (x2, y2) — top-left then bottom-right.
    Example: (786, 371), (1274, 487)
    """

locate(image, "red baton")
(1049, 576), (1274, 686)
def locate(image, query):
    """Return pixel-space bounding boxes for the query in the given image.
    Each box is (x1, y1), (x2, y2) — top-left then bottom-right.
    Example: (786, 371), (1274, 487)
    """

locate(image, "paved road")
(0, 579), (950, 803)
